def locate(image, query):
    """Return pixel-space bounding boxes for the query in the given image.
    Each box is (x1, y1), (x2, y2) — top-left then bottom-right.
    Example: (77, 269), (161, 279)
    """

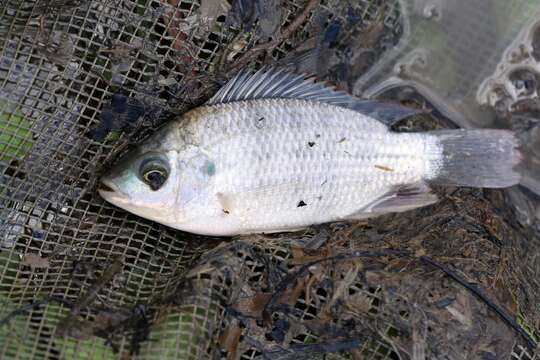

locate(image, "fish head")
(99, 144), (182, 226)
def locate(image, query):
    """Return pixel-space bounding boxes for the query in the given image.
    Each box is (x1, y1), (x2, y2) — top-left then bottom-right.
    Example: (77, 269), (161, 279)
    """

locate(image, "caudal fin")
(428, 129), (521, 188)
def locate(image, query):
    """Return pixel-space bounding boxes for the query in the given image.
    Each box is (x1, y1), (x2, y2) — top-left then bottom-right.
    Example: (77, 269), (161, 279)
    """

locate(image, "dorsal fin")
(207, 67), (422, 126)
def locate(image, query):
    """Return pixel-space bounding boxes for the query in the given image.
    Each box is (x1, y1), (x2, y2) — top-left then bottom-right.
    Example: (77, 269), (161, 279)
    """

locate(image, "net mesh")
(0, 0), (539, 359)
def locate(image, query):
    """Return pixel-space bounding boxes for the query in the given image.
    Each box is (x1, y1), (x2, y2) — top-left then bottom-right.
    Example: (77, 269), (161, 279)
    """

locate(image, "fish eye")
(139, 158), (169, 191)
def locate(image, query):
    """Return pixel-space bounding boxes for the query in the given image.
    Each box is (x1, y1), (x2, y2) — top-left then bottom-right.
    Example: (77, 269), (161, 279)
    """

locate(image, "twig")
(420, 256), (538, 350)
(71, 257), (123, 314)
(277, 338), (362, 355)
(244, 335), (361, 359)
(0, 296), (71, 328)
(225, 0), (320, 75)
(0, 300), (49, 327)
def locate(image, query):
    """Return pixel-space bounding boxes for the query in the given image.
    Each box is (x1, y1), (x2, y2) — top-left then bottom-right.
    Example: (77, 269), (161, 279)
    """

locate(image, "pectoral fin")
(344, 182), (438, 220)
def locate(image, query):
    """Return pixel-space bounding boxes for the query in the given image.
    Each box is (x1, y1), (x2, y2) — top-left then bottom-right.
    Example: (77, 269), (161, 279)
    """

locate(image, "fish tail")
(427, 129), (521, 188)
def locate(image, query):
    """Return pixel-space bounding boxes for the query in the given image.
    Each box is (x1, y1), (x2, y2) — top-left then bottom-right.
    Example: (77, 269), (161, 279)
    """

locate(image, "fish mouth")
(98, 181), (115, 193)
(98, 178), (129, 203)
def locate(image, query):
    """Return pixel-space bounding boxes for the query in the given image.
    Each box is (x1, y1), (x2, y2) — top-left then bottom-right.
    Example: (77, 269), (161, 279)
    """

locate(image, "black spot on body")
(308, 142), (315, 147)
(297, 200), (307, 207)
(255, 117), (265, 129)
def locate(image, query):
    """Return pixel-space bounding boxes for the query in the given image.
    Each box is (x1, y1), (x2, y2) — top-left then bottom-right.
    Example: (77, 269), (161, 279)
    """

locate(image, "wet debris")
(45, 257), (151, 354)
(323, 19), (341, 47)
(223, 0), (320, 75)
(56, 257), (124, 338)
(420, 256), (536, 350)
(33, 0), (84, 14)
(374, 164), (394, 172)
(0, 299), (51, 328)
(21, 253), (50, 269)
(1, 268), (149, 356)
(87, 94), (145, 141)
(533, 25), (540, 62)
(199, 0), (231, 25)
(34, 30), (75, 66)
(227, 0), (282, 37)
(509, 69), (538, 99)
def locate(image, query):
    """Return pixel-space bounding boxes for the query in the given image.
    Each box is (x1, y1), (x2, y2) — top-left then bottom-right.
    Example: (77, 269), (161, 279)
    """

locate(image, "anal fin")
(345, 182), (438, 220)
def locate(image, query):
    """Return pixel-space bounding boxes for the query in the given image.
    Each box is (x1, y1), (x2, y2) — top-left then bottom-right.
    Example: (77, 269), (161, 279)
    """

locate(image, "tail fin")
(428, 129), (521, 188)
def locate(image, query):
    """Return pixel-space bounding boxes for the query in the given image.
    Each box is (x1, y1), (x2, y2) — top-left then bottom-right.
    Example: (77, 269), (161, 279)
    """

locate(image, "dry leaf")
(290, 244), (305, 259)
(345, 293), (372, 314)
(323, 262), (361, 315)
(219, 322), (242, 357)
(233, 292), (272, 317)
(446, 291), (473, 329)
(415, 248), (427, 257)
(199, 0), (230, 23)
(288, 277), (307, 306)
(22, 253), (50, 269)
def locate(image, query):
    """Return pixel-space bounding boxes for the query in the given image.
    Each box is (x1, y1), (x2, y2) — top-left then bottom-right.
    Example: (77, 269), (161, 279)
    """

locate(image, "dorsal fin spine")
(206, 67), (423, 126)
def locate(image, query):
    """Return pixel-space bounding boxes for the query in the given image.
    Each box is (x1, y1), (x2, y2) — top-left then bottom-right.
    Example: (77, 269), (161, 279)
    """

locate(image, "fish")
(98, 68), (522, 236)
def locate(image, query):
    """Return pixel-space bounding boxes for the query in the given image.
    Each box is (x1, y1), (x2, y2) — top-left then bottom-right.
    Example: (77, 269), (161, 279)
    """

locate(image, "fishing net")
(0, 0), (539, 359)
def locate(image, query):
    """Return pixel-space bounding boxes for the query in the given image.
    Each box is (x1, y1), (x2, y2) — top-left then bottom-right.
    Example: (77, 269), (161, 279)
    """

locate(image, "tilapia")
(99, 68), (521, 236)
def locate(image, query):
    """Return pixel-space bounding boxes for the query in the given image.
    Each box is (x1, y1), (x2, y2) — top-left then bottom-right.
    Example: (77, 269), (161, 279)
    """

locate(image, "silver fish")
(99, 68), (521, 236)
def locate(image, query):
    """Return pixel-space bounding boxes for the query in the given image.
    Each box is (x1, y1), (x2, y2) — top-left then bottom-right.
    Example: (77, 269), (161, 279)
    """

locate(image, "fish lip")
(98, 178), (130, 202)
(98, 181), (115, 193)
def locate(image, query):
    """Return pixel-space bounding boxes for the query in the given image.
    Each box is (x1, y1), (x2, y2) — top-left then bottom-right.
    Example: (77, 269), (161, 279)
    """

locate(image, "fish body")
(99, 68), (521, 236)
(159, 99), (439, 234)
